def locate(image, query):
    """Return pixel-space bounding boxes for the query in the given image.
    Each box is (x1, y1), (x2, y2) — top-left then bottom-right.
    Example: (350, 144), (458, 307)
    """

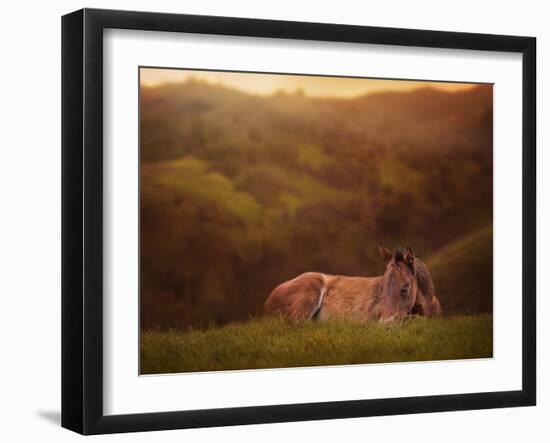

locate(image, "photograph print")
(139, 68), (493, 375)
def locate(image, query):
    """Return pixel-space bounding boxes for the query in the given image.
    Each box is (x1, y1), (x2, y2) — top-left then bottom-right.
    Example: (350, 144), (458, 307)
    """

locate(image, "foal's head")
(378, 243), (419, 322)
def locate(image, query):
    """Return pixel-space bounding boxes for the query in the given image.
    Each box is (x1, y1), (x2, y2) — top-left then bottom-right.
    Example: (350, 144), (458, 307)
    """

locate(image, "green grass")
(141, 314), (492, 374)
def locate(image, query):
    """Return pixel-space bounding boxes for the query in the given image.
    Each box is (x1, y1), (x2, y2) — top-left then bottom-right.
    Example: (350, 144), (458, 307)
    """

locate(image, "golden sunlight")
(140, 68), (479, 98)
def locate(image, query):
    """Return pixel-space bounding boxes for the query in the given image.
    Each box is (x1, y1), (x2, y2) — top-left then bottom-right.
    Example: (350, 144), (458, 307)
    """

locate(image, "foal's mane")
(414, 258), (435, 301)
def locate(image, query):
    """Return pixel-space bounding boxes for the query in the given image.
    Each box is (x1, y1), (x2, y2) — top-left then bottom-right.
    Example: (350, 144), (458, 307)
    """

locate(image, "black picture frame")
(62, 8), (536, 435)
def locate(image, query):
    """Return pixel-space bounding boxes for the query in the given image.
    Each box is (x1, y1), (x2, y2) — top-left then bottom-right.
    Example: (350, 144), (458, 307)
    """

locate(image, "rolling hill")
(140, 80), (493, 329)
(427, 225), (493, 315)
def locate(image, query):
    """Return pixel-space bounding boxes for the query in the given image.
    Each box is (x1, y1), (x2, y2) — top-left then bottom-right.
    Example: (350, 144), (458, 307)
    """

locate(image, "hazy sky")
(140, 68), (478, 98)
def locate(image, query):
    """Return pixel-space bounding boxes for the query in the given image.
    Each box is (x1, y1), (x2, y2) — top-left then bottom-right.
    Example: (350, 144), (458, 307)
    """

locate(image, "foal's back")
(264, 272), (381, 321)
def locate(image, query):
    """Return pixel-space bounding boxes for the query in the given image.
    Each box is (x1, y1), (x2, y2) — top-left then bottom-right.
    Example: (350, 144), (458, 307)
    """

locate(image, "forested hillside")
(140, 80), (493, 328)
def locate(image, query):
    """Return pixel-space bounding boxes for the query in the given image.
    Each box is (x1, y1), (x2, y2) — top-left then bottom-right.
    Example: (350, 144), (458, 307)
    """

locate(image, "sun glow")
(140, 68), (479, 98)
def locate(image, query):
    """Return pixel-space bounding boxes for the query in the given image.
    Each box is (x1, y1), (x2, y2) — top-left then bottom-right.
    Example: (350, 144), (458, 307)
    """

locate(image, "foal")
(264, 244), (442, 323)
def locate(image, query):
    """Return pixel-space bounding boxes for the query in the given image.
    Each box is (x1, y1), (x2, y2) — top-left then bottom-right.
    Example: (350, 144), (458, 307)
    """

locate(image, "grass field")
(141, 314), (492, 374)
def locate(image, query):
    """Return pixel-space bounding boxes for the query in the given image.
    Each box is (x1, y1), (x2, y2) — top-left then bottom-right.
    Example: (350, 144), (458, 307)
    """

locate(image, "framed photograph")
(62, 8), (536, 435)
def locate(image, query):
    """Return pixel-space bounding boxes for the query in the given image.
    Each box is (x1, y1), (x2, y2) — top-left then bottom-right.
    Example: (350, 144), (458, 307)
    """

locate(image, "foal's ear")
(404, 246), (415, 265)
(378, 242), (393, 262)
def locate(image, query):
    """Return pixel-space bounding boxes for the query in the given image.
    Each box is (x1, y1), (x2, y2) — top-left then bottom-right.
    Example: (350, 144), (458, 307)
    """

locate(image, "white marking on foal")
(312, 274), (328, 319)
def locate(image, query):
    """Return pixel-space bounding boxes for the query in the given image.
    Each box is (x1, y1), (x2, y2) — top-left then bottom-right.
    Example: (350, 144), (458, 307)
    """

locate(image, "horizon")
(140, 68), (482, 99)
